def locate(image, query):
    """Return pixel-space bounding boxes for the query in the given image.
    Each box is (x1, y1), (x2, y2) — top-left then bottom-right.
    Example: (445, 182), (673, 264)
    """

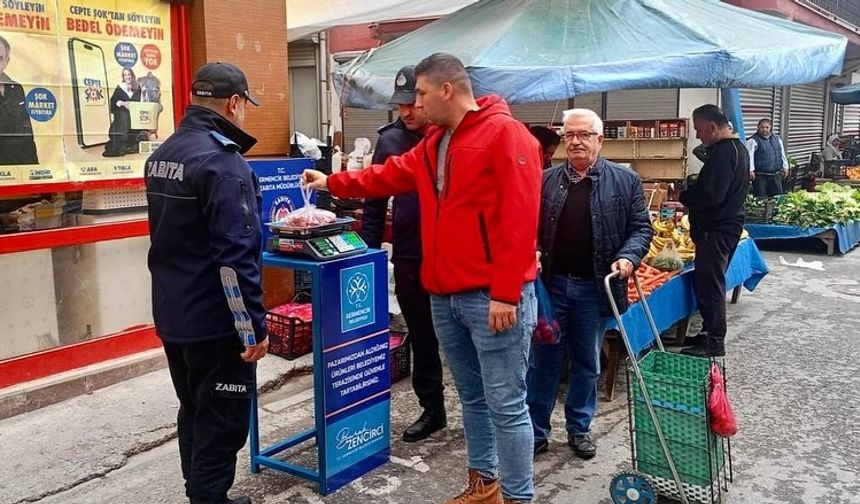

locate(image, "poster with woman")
(58, 0), (174, 180)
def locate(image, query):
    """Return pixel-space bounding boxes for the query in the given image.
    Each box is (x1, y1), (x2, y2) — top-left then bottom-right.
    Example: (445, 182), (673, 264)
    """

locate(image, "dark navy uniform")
(361, 118), (445, 418)
(146, 104), (265, 504)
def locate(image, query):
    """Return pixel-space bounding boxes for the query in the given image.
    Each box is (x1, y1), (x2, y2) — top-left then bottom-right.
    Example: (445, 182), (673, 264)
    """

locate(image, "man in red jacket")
(304, 53), (541, 504)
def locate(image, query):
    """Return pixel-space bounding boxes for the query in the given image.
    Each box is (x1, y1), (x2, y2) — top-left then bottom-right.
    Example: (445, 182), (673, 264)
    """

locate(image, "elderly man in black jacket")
(529, 108), (651, 459)
(360, 65), (446, 443)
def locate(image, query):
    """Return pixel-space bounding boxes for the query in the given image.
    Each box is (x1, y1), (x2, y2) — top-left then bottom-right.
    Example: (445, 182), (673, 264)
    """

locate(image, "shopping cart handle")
(603, 270), (664, 353)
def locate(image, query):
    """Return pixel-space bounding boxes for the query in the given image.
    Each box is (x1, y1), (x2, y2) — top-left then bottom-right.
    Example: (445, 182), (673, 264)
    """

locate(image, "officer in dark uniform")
(0, 35), (39, 166)
(145, 62), (267, 504)
(361, 65), (447, 442)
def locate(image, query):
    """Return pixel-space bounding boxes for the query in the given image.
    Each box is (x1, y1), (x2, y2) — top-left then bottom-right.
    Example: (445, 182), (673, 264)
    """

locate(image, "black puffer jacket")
(539, 157), (652, 316)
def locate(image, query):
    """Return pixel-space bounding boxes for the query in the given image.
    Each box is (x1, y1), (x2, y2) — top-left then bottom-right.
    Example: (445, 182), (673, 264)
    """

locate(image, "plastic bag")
(650, 241), (684, 271)
(292, 131), (323, 160)
(282, 184), (336, 228)
(347, 138), (372, 171)
(532, 276), (561, 345)
(708, 363), (738, 438)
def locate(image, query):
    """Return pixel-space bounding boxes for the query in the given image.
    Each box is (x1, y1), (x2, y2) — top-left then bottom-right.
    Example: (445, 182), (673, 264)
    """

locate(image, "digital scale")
(266, 217), (368, 261)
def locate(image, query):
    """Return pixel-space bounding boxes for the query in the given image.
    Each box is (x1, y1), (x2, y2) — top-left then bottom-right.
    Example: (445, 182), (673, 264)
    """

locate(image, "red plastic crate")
(266, 304), (313, 360)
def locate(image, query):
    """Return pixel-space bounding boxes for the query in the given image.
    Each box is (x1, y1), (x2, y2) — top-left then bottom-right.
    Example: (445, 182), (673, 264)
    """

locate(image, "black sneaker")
(402, 407), (447, 442)
(533, 438), (549, 457)
(568, 433), (596, 459)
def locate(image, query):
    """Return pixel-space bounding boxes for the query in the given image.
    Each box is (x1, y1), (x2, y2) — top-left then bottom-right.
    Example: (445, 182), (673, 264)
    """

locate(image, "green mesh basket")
(629, 351), (725, 492)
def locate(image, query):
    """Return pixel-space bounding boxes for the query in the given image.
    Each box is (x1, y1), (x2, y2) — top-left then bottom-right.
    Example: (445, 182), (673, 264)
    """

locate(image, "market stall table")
(602, 238), (769, 400)
(746, 221), (860, 255)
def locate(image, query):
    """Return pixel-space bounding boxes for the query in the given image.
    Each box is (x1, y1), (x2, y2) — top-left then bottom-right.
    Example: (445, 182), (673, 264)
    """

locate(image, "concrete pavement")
(2, 249), (860, 504)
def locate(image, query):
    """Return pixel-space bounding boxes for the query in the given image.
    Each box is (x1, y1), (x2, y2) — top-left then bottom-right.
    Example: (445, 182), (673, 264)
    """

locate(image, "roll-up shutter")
(605, 89), (678, 120)
(840, 104), (860, 137)
(786, 82), (826, 163)
(342, 107), (391, 153)
(574, 92), (604, 116)
(509, 100), (567, 127)
(740, 88), (775, 139)
(773, 87), (784, 135)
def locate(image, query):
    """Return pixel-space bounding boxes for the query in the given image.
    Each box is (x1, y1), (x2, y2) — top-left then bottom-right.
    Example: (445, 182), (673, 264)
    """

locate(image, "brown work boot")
(443, 469), (503, 504)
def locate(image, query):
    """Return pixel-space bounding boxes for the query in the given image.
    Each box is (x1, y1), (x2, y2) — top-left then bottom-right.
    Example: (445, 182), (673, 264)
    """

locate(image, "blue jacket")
(145, 106), (266, 345)
(360, 118), (423, 260)
(539, 157), (652, 317)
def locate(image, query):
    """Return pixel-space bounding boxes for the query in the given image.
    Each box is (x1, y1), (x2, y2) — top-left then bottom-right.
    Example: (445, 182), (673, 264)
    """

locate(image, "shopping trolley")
(604, 272), (732, 504)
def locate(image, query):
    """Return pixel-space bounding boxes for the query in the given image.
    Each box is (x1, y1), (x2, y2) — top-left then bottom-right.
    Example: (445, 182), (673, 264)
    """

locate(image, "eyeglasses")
(562, 131), (600, 142)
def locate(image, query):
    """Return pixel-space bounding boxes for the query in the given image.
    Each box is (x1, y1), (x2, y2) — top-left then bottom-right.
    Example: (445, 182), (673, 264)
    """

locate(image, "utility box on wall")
(189, 0), (290, 156)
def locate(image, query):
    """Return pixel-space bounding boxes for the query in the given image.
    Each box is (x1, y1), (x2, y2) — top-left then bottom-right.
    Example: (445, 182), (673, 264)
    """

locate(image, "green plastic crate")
(630, 351), (725, 494)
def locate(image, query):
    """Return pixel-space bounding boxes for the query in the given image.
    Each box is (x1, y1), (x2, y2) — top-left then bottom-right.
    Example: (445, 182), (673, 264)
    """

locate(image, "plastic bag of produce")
(283, 184), (336, 228)
(532, 276), (561, 345)
(708, 363), (738, 438)
(650, 241), (684, 271)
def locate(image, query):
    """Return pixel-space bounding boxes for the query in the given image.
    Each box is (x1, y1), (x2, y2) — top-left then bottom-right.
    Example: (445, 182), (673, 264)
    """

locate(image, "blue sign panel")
(320, 253), (389, 350)
(249, 158), (315, 240)
(325, 399), (390, 478)
(323, 332), (389, 414)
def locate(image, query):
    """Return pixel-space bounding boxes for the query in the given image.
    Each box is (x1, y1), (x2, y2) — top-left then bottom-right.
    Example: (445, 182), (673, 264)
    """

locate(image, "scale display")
(268, 231), (368, 261)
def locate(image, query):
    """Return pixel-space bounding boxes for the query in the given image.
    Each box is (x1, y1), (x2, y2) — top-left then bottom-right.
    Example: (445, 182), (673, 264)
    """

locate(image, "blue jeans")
(430, 283), (537, 503)
(526, 276), (608, 441)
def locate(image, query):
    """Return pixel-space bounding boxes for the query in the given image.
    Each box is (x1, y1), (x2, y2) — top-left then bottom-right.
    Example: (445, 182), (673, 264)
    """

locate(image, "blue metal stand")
(250, 250), (390, 495)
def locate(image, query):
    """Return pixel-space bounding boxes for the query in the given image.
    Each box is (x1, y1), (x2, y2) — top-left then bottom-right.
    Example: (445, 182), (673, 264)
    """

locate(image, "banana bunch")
(651, 218), (675, 238)
(645, 217), (695, 263)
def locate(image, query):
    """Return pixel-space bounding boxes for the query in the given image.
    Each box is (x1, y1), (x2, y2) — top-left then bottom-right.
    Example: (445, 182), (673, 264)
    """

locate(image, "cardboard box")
(642, 182), (668, 211)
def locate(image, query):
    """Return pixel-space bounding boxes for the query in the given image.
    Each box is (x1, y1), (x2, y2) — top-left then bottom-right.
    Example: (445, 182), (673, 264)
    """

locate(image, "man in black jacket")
(360, 65), (446, 442)
(530, 108), (651, 460)
(146, 62), (267, 504)
(0, 35), (38, 166)
(680, 104), (749, 358)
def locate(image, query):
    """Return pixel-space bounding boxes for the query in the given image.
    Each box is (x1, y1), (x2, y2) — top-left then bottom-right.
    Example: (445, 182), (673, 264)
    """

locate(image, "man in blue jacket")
(361, 65), (447, 442)
(146, 62), (267, 504)
(529, 108), (651, 459)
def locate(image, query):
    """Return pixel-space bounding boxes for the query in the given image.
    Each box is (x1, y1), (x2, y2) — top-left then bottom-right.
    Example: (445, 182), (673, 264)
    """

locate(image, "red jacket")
(328, 95), (541, 305)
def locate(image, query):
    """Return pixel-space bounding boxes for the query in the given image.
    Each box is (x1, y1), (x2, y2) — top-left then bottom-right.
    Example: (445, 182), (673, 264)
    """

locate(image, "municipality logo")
(396, 72), (407, 86)
(346, 272), (369, 305)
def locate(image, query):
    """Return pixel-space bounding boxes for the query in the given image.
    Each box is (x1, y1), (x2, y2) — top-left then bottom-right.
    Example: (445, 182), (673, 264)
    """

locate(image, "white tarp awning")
(287, 0), (477, 41)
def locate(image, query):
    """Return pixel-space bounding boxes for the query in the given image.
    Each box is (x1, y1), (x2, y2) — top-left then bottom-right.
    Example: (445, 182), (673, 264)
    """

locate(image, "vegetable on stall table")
(774, 183), (860, 229)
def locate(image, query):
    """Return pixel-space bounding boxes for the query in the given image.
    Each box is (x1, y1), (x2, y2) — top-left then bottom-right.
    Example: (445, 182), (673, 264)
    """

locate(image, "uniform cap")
(389, 65), (417, 105)
(192, 62), (260, 106)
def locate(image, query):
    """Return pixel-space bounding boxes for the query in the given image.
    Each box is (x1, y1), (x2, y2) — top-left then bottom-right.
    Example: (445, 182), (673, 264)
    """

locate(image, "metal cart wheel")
(610, 471), (657, 504)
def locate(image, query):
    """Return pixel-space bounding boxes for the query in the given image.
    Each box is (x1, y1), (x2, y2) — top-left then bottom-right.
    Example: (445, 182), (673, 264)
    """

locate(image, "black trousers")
(751, 173), (783, 197)
(163, 337), (255, 504)
(692, 231), (740, 342)
(393, 259), (445, 411)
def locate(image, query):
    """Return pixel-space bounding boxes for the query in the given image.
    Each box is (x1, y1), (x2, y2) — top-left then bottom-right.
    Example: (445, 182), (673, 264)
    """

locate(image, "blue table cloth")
(607, 238), (770, 356)
(746, 221), (860, 255)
